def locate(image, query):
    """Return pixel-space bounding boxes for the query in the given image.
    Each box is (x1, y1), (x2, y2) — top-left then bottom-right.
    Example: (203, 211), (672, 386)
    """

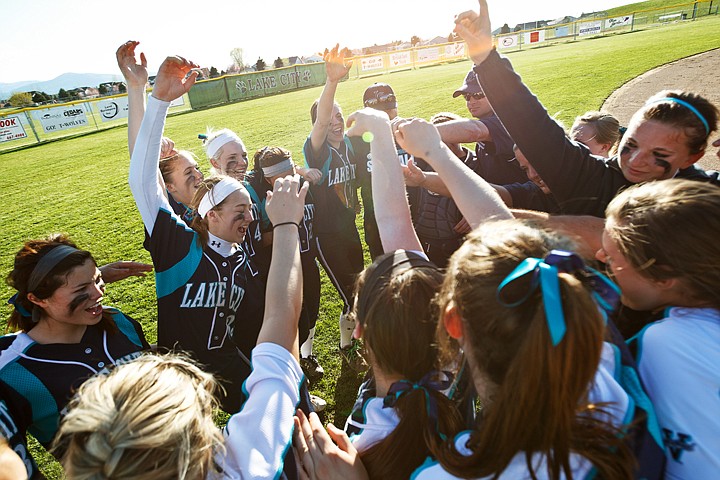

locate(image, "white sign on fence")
(606, 15), (633, 28)
(579, 20), (603, 36)
(524, 30), (546, 44)
(96, 97), (129, 122)
(0, 115), (27, 142)
(389, 51), (411, 67)
(361, 56), (384, 71)
(497, 35), (519, 49)
(445, 42), (466, 58)
(417, 47), (440, 63)
(170, 95), (185, 107)
(34, 105), (89, 132)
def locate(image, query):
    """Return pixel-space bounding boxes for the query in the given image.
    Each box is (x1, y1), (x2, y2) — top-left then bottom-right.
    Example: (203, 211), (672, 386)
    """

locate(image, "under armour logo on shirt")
(211, 241), (221, 247)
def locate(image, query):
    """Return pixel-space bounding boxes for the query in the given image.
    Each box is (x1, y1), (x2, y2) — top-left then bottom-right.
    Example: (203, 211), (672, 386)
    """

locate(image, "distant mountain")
(0, 72), (124, 99)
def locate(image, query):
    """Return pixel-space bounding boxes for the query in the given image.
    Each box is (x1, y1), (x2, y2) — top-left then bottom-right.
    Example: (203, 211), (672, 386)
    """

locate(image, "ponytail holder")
(198, 133), (208, 141)
(496, 250), (621, 346)
(8, 293), (32, 319)
(646, 97), (710, 135)
(383, 371), (453, 439)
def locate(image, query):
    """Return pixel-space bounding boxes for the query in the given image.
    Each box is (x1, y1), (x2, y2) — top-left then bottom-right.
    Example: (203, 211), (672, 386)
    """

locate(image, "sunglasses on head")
(365, 93), (396, 106)
(462, 92), (486, 101)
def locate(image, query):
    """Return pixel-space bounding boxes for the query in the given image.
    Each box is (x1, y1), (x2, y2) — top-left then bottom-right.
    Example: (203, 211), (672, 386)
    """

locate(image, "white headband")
(261, 158), (295, 177)
(206, 132), (244, 159)
(198, 177), (244, 218)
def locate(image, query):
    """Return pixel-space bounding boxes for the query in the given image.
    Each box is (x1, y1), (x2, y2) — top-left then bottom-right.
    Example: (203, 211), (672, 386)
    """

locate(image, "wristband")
(273, 221), (300, 230)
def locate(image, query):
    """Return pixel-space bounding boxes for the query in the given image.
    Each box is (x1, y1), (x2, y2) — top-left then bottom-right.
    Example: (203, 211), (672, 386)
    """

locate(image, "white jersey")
(635, 307), (720, 479)
(412, 343), (631, 479)
(345, 396), (399, 452)
(212, 342), (303, 479)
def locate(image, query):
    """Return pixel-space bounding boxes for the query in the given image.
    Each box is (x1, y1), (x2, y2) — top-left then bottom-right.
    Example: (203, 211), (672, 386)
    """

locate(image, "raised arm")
(116, 41), (148, 154)
(394, 118), (512, 228)
(308, 45), (352, 155)
(257, 174), (310, 356)
(128, 56), (198, 234)
(347, 108), (422, 252)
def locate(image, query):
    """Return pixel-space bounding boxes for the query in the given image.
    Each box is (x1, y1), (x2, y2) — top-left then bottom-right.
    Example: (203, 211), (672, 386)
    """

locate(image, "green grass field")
(1, 13), (719, 478)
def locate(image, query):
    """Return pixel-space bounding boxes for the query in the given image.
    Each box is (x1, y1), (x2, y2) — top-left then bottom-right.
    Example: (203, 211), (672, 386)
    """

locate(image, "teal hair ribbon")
(496, 250), (621, 347)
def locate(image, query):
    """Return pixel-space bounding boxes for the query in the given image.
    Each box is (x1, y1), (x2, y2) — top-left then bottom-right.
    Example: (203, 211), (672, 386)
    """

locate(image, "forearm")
(371, 125), (422, 252)
(512, 210), (603, 258)
(309, 80), (339, 152)
(128, 95), (172, 234)
(437, 119), (491, 144)
(0, 441), (26, 480)
(257, 224), (302, 356)
(429, 144), (512, 227)
(126, 83), (146, 154)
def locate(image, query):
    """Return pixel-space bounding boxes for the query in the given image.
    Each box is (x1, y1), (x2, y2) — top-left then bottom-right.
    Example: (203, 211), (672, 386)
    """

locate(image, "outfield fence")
(1, 0), (717, 153)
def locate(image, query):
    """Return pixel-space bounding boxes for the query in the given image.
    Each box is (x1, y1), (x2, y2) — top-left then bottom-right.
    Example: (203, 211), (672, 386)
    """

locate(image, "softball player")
(249, 146), (323, 383)
(303, 45), (363, 353)
(0, 236), (149, 478)
(129, 56), (264, 414)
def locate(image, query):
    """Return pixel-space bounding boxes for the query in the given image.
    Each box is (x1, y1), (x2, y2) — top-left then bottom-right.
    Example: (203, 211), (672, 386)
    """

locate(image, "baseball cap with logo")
(453, 69), (484, 98)
(363, 83), (398, 111)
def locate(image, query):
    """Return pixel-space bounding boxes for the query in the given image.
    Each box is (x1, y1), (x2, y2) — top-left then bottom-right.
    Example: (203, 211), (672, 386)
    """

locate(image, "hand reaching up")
(116, 40), (148, 88)
(323, 44), (353, 83)
(266, 174), (310, 227)
(454, 0), (494, 65)
(151, 56), (199, 103)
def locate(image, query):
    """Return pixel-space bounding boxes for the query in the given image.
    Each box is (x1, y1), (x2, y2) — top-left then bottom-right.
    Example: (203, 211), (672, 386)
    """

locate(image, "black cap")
(363, 83), (398, 111)
(453, 69), (484, 98)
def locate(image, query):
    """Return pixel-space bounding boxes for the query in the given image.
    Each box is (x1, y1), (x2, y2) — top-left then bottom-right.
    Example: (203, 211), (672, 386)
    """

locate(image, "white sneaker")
(310, 394), (327, 412)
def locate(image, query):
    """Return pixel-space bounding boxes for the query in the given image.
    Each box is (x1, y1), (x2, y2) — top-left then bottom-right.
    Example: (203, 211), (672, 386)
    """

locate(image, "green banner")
(188, 63), (328, 109)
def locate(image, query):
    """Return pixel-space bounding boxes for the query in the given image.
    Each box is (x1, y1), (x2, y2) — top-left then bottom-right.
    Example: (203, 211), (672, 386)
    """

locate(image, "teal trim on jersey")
(160, 206), (195, 233)
(343, 135), (355, 156)
(621, 365), (664, 448)
(4, 362), (58, 444)
(410, 455), (441, 479)
(244, 180), (263, 206)
(608, 343), (622, 380)
(626, 322), (655, 366)
(302, 139), (332, 184)
(155, 237), (203, 298)
(110, 310), (143, 347)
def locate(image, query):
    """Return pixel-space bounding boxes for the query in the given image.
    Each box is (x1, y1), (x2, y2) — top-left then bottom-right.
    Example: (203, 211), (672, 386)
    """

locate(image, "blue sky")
(0, 0), (630, 83)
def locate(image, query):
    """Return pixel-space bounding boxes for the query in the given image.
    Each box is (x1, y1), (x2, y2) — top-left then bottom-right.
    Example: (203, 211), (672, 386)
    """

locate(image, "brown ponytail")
(435, 220), (634, 479)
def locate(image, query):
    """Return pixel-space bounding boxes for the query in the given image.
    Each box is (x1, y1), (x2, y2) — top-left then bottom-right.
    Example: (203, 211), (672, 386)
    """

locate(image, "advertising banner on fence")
(0, 115), (27, 142)
(497, 34), (519, 49)
(606, 15), (633, 28)
(445, 42), (466, 58)
(417, 47), (440, 63)
(361, 56), (384, 72)
(524, 30), (546, 44)
(389, 51), (411, 68)
(34, 105), (89, 133)
(96, 97), (129, 122)
(579, 20), (603, 36)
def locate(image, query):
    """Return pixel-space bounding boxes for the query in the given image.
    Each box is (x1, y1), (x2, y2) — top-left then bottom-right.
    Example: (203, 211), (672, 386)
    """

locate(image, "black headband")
(28, 245), (79, 292)
(355, 250), (435, 322)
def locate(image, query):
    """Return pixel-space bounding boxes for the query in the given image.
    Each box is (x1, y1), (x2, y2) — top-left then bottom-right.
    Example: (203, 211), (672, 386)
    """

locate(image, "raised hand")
(116, 40), (148, 88)
(323, 44), (353, 83)
(298, 167), (323, 184)
(151, 56), (199, 103)
(454, 0), (493, 65)
(266, 174), (310, 227)
(393, 118), (444, 164)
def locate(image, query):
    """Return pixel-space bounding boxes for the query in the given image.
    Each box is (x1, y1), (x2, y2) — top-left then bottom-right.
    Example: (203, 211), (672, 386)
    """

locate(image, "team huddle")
(2, 0), (719, 479)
